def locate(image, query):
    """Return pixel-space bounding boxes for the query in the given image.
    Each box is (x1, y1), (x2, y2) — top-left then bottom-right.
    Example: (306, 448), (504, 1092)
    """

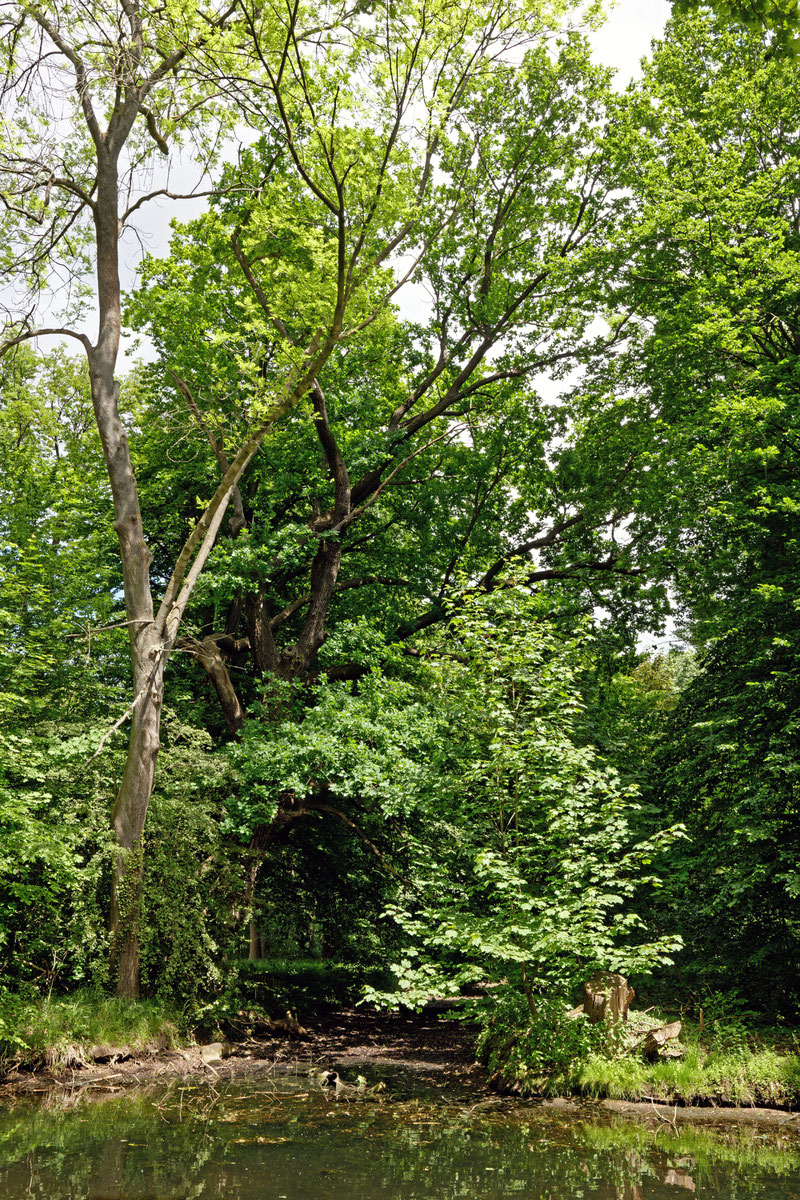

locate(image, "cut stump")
(582, 972), (634, 1024)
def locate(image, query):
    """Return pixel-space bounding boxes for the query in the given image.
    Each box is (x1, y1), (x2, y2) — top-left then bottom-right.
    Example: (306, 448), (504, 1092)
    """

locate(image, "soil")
(0, 1007), (486, 1103)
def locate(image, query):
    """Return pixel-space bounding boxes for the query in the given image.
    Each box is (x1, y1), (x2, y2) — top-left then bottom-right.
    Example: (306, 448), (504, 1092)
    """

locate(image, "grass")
(488, 1009), (800, 1108)
(573, 1043), (800, 1107)
(0, 989), (186, 1072)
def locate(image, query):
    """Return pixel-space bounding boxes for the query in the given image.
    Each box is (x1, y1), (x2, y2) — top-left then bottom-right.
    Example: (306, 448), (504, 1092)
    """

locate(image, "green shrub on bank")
(477, 990), (603, 1093)
(0, 990), (186, 1071)
(479, 993), (800, 1106)
(235, 958), (394, 1015)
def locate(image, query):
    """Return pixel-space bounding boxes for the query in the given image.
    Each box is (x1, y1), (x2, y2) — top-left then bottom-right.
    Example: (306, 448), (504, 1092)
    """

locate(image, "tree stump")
(582, 972), (634, 1024)
(641, 1020), (682, 1061)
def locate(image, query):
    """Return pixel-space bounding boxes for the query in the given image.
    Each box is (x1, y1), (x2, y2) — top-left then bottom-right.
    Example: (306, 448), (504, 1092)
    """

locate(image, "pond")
(0, 1067), (798, 1199)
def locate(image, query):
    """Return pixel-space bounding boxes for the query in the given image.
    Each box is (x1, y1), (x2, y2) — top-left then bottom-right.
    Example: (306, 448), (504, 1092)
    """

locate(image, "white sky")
(590, 0), (671, 83)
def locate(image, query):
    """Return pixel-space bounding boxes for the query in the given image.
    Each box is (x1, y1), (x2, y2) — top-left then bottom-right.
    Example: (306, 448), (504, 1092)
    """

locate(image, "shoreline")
(1, 1008), (798, 1133)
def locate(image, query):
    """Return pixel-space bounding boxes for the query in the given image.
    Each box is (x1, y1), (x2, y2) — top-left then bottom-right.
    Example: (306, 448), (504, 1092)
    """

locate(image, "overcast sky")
(591, 0), (671, 83)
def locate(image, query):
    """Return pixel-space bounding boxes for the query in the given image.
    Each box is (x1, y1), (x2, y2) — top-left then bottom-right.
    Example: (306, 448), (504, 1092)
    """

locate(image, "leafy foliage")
(1, 1), (798, 1041)
(368, 589), (683, 1009)
(647, 602), (800, 1013)
(478, 989), (602, 1089)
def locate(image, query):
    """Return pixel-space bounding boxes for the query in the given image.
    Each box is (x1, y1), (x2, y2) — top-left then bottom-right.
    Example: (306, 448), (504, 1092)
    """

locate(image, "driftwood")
(88, 1044), (132, 1064)
(582, 972), (634, 1024)
(642, 1020), (682, 1061)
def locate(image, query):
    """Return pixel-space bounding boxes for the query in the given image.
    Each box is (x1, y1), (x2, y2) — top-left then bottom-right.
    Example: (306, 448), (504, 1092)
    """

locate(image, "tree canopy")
(0, 1), (798, 1026)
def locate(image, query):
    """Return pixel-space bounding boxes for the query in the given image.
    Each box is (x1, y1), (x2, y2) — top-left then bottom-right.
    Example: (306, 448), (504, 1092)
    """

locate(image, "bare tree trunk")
(106, 611), (164, 995)
(249, 920), (260, 961)
(91, 153), (165, 998)
(109, 673), (163, 997)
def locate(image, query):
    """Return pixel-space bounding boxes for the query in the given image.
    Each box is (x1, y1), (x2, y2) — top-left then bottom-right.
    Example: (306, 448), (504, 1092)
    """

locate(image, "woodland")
(0, 0), (798, 1083)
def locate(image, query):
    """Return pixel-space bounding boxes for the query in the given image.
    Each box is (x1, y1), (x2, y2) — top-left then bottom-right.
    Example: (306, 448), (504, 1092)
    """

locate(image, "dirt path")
(272, 1007), (486, 1097)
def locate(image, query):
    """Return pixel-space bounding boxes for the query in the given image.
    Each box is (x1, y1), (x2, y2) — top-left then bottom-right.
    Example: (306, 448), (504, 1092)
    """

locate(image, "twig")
(648, 1095), (679, 1133)
(66, 619), (152, 639)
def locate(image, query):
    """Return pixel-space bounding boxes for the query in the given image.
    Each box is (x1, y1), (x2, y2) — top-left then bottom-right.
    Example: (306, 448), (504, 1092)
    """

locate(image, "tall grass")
(0, 990), (185, 1071)
(573, 1042), (800, 1106)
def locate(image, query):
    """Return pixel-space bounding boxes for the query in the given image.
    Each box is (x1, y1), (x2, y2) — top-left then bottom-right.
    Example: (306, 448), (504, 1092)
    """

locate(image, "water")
(0, 1068), (798, 1199)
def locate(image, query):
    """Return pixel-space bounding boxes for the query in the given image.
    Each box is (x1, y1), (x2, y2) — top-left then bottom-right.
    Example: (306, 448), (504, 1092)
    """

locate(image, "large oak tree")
(2, 0), (631, 995)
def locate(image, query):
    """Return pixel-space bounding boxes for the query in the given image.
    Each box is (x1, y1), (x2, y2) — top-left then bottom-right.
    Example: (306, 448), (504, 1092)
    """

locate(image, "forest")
(0, 0), (798, 1107)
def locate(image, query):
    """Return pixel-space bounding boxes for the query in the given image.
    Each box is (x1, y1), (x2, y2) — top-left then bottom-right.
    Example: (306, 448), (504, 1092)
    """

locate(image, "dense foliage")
(0, 0), (798, 1055)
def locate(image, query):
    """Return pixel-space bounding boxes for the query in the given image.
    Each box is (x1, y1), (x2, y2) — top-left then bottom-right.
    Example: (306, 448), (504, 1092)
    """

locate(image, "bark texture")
(582, 972), (634, 1024)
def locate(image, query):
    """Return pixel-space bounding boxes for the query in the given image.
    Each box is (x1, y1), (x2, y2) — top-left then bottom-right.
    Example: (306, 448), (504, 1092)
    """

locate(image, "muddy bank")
(1, 1008), (798, 1132)
(0, 1008), (484, 1104)
(535, 1096), (800, 1132)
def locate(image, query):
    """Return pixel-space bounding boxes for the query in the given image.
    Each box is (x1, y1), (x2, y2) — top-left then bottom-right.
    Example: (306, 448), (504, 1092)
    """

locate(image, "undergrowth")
(479, 992), (800, 1107)
(574, 1044), (800, 1107)
(236, 957), (393, 1016)
(0, 990), (186, 1071)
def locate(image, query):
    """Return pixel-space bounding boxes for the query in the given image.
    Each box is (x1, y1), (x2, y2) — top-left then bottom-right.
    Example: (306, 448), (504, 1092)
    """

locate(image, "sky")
(590, 0), (671, 83)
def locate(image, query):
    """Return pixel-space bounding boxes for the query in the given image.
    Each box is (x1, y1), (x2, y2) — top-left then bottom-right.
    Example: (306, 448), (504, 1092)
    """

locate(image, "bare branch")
(0, 326), (92, 355)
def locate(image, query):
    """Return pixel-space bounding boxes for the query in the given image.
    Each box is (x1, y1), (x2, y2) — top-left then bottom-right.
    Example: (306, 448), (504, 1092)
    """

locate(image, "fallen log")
(642, 1020), (683, 1061)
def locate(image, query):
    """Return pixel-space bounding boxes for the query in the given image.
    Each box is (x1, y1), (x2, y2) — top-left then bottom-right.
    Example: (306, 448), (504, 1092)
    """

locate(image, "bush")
(234, 958), (395, 1016)
(477, 989), (602, 1092)
(138, 718), (244, 1011)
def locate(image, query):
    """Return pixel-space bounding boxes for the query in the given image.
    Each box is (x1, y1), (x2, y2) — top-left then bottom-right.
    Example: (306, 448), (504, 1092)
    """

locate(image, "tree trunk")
(193, 636), (246, 735)
(642, 1021), (682, 1060)
(109, 628), (164, 998)
(249, 920), (261, 961)
(92, 151), (163, 999)
(582, 972), (634, 1024)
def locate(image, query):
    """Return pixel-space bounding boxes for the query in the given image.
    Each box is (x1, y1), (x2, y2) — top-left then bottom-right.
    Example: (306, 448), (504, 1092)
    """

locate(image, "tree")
(0, 349), (121, 992)
(672, 0), (800, 56)
(565, 8), (800, 634)
(120, 23), (667, 941)
(0, 0), (264, 995)
(584, 10), (800, 1009)
(4, 0), (614, 995)
(362, 588), (682, 1011)
(649, 608), (800, 1012)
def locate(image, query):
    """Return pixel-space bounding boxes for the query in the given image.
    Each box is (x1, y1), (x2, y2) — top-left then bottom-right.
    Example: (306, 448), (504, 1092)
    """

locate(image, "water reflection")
(0, 1075), (798, 1200)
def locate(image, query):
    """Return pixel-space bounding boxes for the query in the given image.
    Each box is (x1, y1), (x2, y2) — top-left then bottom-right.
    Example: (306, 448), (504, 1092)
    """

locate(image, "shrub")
(477, 989), (602, 1092)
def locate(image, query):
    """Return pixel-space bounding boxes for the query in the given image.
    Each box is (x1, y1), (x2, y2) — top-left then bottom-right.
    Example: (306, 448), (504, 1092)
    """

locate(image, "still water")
(0, 1069), (798, 1199)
